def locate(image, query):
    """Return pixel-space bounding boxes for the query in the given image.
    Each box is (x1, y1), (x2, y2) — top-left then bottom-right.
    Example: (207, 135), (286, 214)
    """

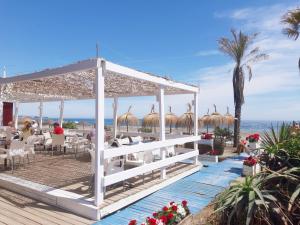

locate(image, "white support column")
(94, 59), (105, 206)
(193, 88), (200, 165)
(0, 67), (6, 126)
(158, 86), (166, 179)
(0, 102), (3, 126)
(112, 97), (118, 139)
(59, 100), (64, 127)
(14, 102), (19, 129)
(39, 102), (43, 129)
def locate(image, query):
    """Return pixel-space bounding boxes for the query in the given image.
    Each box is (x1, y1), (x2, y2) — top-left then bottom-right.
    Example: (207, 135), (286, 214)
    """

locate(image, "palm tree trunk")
(232, 65), (244, 147)
(233, 102), (241, 147)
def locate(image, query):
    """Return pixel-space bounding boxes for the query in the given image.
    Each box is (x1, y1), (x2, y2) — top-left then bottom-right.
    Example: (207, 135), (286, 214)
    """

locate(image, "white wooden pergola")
(0, 58), (200, 219)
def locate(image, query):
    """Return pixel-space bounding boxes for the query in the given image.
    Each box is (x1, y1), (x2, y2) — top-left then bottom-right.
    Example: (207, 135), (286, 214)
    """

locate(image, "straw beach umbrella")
(117, 106), (138, 132)
(143, 105), (159, 132)
(209, 104), (224, 127)
(177, 103), (194, 134)
(165, 106), (178, 133)
(223, 106), (235, 128)
(199, 109), (211, 132)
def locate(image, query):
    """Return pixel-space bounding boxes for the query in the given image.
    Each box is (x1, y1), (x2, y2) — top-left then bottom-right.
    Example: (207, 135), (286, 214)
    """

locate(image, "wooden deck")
(0, 151), (200, 220)
(0, 188), (94, 225)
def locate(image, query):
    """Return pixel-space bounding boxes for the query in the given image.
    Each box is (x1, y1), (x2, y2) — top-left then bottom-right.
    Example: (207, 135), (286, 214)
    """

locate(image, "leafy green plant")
(261, 123), (291, 155)
(138, 127), (152, 133)
(260, 123), (300, 170)
(213, 167), (300, 225)
(214, 127), (233, 139)
(62, 121), (77, 129)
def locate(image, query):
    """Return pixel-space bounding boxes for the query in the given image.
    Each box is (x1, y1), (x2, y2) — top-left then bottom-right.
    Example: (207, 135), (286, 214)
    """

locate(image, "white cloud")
(193, 2), (300, 120)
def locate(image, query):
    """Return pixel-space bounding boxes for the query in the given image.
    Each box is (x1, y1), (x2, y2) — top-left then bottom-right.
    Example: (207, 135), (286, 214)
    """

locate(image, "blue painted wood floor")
(95, 156), (244, 225)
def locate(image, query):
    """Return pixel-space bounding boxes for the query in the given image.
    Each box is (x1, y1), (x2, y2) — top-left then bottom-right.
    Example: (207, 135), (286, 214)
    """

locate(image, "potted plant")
(199, 149), (219, 162)
(242, 156), (260, 176)
(128, 200), (192, 225)
(246, 133), (260, 150)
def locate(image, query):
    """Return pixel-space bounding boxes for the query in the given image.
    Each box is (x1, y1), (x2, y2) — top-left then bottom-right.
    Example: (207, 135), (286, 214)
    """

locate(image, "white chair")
(42, 132), (52, 152)
(0, 140), (27, 172)
(130, 136), (143, 144)
(125, 150), (153, 184)
(51, 134), (65, 156)
(25, 135), (37, 162)
(105, 158), (125, 175)
(65, 136), (88, 158)
(88, 148), (125, 193)
(166, 146), (175, 157)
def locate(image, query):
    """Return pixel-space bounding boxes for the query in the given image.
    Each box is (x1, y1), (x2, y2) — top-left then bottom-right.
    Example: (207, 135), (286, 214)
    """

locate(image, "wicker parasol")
(165, 106), (178, 133)
(117, 106), (138, 132)
(143, 105), (159, 132)
(224, 106), (235, 128)
(209, 104), (224, 127)
(199, 109), (211, 132)
(177, 103), (194, 134)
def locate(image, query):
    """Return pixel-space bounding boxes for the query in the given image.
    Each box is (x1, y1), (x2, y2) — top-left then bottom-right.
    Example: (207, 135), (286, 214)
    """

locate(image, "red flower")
(210, 149), (219, 155)
(147, 218), (157, 225)
(167, 213), (174, 220)
(152, 212), (158, 218)
(160, 215), (168, 223)
(240, 140), (247, 145)
(171, 205), (178, 211)
(243, 156), (257, 166)
(128, 219), (137, 225)
(162, 206), (169, 212)
(182, 200), (188, 207)
(169, 201), (175, 205)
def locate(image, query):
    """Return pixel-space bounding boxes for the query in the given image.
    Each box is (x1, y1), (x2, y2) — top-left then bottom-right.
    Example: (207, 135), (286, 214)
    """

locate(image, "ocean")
(48, 118), (290, 134)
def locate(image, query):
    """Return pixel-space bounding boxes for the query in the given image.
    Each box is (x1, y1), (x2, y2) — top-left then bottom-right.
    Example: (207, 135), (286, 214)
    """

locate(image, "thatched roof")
(143, 105), (159, 127)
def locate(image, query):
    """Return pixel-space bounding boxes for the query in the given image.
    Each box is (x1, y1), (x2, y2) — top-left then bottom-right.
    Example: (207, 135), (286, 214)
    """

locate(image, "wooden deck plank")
(0, 189), (94, 225)
(0, 202), (41, 225)
(0, 211), (25, 225)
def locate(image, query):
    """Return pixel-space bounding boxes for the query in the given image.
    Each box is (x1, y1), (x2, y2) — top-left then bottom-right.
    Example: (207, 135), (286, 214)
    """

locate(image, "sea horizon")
(31, 117), (293, 134)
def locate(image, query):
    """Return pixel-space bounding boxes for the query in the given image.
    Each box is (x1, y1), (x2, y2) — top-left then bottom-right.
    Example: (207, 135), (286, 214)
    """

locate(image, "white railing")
(104, 150), (198, 186)
(117, 131), (191, 139)
(103, 136), (200, 159)
(103, 136), (200, 187)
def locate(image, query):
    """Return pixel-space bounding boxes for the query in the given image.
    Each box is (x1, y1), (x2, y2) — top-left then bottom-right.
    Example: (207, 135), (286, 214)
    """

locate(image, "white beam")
(112, 97), (118, 139)
(0, 59), (97, 84)
(105, 61), (198, 93)
(59, 100), (64, 127)
(193, 89), (199, 165)
(39, 102), (43, 129)
(14, 102), (19, 129)
(95, 58), (105, 206)
(158, 87), (166, 179)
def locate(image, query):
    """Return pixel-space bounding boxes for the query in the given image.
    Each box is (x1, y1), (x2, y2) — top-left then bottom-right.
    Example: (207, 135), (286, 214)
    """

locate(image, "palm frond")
(282, 8), (300, 40)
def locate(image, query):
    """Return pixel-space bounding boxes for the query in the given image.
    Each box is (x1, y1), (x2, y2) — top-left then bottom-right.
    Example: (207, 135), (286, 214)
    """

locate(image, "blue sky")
(1, 0), (300, 120)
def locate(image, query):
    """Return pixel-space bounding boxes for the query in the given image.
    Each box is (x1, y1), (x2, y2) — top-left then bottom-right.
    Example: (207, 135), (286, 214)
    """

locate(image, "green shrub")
(214, 127), (233, 139)
(138, 127), (152, 133)
(62, 122), (77, 129)
(261, 123), (300, 170)
(214, 168), (300, 225)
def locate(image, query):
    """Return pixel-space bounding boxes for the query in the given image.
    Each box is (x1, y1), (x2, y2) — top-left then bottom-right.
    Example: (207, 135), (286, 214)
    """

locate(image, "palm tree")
(218, 30), (268, 147)
(282, 8), (300, 70)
